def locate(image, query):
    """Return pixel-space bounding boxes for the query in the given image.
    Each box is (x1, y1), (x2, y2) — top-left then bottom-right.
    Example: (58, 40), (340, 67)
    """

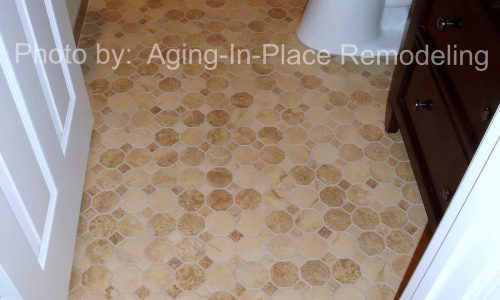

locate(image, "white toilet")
(297, 0), (413, 56)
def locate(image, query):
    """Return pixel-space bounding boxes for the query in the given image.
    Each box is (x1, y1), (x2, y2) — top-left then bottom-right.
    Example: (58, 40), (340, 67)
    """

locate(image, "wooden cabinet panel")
(386, 0), (499, 229)
(422, 0), (500, 139)
(400, 64), (469, 211)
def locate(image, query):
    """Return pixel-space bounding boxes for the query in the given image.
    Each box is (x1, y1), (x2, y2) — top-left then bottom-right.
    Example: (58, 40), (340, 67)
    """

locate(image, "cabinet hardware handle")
(413, 99), (433, 110)
(437, 17), (462, 30)
(442, 187), (454, 203)
(481, 106), (493, 121)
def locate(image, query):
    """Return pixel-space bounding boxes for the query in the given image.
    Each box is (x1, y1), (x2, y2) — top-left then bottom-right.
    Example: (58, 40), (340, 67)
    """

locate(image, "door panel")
(11, 0), (78, 150)
(0, 263), (23, 300)
(0, 0), (93, 298)
(0, 69), (56, 264)
(19, 0), (72, 128)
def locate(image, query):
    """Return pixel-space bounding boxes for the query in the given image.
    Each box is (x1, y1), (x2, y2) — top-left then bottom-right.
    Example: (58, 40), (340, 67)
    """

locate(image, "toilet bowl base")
(298, 28), (404, 57)
(296, 0), (410, 57)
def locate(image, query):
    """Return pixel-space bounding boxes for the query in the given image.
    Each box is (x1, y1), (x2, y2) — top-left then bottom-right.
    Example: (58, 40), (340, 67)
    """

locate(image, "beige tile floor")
(69, 0), (428, 299)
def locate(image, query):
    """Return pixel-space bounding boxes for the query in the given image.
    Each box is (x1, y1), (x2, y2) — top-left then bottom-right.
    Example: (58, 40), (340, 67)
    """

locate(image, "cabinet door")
(422, 0), (500, 139)
(400, 64), (469, 213)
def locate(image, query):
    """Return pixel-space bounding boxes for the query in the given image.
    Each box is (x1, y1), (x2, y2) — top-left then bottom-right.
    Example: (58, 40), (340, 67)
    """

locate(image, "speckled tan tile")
(70, 0), (427, 299)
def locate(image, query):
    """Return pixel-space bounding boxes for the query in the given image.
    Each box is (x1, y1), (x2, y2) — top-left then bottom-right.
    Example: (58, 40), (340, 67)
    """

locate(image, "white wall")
(66, 0), (81, 27)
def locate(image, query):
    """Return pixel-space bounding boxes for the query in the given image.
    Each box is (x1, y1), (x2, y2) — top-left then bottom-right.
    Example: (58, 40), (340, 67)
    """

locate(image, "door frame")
(402, 108), (500, 299)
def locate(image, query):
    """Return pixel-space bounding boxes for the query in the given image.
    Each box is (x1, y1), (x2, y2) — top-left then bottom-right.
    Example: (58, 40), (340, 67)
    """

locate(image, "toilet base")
(298, 28), (405, 57)
(296, 0), (410, 57)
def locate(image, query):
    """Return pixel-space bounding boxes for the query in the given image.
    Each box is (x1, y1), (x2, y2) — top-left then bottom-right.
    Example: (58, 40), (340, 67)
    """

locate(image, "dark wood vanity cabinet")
(386, 0), (500, 231)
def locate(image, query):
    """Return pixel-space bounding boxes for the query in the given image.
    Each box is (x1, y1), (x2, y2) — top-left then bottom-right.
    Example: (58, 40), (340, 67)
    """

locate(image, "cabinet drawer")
(401, 64), (469, 211)
(421, 0), (500, 139)
(424, 0), (489, 49)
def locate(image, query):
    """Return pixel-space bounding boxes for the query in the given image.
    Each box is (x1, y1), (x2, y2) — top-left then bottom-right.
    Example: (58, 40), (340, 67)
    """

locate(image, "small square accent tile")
(232, 283), (246, 297)
(167, 258), (182, 270)
(109, 232), (123, 245)
(120, 143), (133, 153)
(229, 230), (243, 242)
(198, 256), (214, 269)
(166, 285), (182, 299)
(318, 227), (332, 239)
(147, 143), (159, 152)
(262, 282), (278, 295)
(134, 286), (150, 299)
(143, 184), (156, 194)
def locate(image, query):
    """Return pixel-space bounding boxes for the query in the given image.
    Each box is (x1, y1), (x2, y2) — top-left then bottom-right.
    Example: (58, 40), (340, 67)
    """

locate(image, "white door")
(0, 0), (92, 299)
